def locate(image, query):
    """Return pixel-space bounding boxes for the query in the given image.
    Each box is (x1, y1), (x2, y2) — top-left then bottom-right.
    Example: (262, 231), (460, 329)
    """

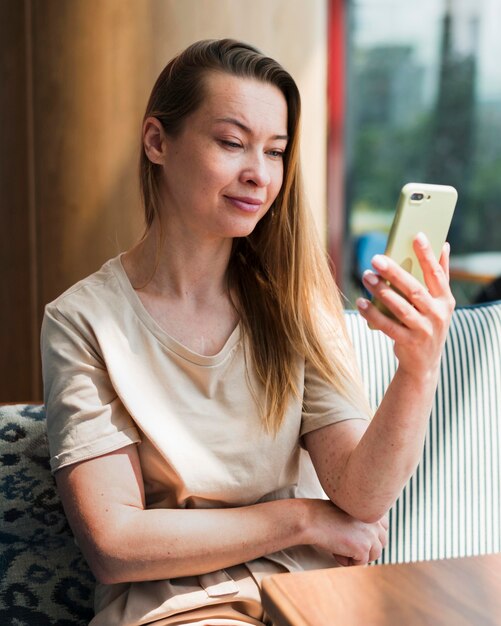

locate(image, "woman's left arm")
(304, 233), (455, 523)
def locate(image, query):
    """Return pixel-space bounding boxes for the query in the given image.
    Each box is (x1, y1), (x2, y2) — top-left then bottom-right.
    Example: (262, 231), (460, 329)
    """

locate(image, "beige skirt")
(90, 560), (284, 626)
(140, 603), (270, 625)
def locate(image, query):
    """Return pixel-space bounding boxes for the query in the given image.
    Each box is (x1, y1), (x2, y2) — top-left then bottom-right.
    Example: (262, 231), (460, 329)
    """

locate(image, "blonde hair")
(139, 39), (370, 432)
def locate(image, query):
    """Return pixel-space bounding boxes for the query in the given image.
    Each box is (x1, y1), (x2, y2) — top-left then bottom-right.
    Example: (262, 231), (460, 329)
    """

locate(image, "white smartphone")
(372, 182), (458, 319)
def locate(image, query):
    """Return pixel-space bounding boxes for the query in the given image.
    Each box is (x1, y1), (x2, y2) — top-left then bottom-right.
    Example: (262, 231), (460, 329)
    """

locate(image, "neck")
(124, 218), (234, 303)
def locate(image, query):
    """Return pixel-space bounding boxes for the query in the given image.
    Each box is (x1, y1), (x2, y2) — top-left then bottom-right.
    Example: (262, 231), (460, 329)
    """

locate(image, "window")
(345, 0), (501, 302)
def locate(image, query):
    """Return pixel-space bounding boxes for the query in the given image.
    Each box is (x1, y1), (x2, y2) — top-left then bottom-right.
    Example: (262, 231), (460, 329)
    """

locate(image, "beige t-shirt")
(41, 254), (368, 625)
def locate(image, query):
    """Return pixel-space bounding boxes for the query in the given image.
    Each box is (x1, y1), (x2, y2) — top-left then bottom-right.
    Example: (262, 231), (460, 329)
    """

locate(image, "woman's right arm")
(56, 444), (387, 584)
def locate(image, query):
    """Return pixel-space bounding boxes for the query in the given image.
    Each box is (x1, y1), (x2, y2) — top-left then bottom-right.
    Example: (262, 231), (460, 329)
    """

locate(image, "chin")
(220, 216), (263, 239)
(233, 225), (259, 238)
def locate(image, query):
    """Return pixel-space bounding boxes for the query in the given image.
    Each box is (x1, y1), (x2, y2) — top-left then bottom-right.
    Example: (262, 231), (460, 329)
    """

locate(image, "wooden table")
(262, 553), (501, 626)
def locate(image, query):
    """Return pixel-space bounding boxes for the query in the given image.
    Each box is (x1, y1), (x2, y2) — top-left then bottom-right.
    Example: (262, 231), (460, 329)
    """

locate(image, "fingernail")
(444, 241), (451, 255)
(356, 297), (369, 310)
(363, 270), (379, 286)
(416, 232), (427, 248)
(372, 255), (388, 271)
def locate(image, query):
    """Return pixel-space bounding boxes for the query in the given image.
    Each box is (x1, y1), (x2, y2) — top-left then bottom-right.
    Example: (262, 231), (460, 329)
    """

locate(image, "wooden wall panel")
(1, 0), (327, 401)
(0, 1), (34, 400)
(31, 0), (146, 305)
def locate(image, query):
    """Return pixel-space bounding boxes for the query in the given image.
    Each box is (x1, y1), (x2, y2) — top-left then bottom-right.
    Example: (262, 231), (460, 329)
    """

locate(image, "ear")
(142, 117), (167, 165)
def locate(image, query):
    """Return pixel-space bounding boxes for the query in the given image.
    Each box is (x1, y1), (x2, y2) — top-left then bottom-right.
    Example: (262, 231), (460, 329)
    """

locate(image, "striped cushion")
(345, 300), (501, 563)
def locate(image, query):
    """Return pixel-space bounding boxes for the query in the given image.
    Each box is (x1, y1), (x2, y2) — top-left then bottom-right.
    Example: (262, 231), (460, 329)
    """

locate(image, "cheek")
(271, 165), (284, 199)
(184, 159), (224, 196)
(199, 152), (238, 188)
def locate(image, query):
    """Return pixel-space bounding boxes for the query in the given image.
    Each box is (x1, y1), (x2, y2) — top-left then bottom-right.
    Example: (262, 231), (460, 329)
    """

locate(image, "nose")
(240, 152), (271, 187)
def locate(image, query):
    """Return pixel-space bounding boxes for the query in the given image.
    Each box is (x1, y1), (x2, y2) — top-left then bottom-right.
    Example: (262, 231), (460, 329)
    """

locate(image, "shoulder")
(41, 255), (133, 356)
(44, 255), (125, 323)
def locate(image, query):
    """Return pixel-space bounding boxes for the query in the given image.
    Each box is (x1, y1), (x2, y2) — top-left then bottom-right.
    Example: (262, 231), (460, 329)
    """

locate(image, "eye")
(267, 149), (285, 159)
(220, 139), (242, 149)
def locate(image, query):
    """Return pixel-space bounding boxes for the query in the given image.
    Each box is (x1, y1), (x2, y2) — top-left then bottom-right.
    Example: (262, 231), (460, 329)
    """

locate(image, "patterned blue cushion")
(345, 300), (501, 563)
(0, 404), (94, 624)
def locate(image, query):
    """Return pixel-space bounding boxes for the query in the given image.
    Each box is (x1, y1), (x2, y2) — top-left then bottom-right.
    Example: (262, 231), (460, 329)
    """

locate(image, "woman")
(41, 39), (455, 625)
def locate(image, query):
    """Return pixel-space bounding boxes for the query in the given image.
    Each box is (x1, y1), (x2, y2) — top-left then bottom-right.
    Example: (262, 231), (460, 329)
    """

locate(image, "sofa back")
(346, 300), (501, 563)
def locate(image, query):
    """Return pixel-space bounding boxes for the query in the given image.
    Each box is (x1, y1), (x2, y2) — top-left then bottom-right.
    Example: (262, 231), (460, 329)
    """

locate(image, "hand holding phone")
(371, 182), (457, 320)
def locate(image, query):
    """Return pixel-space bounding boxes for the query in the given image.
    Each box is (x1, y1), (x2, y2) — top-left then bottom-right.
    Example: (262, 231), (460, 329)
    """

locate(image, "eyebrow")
(215, 117), (288, 141)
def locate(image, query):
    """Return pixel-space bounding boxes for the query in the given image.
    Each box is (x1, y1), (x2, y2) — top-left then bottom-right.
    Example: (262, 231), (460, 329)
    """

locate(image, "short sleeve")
(41, 303), (141, 473)
(300, 359), (370, 439)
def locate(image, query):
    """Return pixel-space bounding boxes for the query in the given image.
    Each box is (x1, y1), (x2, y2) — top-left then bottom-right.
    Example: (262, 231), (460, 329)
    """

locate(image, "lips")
(224, 195), (264, 213)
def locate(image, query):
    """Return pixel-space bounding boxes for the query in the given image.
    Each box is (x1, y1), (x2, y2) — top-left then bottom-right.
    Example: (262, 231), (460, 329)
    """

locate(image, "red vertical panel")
(327, 0), (346, 286)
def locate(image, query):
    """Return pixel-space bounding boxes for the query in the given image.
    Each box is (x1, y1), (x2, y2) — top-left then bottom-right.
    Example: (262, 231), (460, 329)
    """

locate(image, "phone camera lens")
(411, 193), (424, 201)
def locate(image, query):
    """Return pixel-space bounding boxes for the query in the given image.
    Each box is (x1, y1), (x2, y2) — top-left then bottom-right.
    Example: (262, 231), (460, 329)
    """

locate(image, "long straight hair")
(139, 39), (370, 432)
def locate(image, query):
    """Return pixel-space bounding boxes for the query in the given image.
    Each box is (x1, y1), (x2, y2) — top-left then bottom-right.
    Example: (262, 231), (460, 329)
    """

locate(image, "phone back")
(386, 182), (457, 285)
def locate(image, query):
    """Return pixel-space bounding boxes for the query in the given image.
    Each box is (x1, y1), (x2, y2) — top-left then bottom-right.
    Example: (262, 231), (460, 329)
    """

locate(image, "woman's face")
(146, 72), (289, 241)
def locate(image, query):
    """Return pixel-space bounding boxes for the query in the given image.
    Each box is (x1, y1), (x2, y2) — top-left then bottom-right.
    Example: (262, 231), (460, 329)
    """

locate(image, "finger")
(378, 524), (388, 549)
(334, 555), (352, 567)
(356, 297), (411, 341)
(412, 233), (450, 297)
(350, 556), (368, 567)
(370, 255), (433, 315)
(360, 273), (429, 332)
(368, 542), (383, 563)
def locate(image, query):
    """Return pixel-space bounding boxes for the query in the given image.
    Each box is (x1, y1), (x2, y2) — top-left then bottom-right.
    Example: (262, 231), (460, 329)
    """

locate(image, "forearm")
(333, 366), (439, 522)
(341, 233), (455, 522)
(89, 498), (309, 584)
